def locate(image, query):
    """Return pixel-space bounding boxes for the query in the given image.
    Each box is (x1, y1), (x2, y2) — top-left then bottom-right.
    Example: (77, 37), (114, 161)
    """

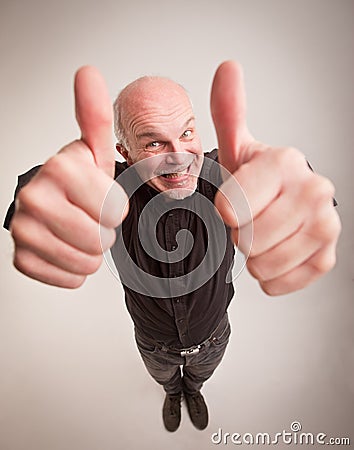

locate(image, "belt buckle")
(180, 346), (200, 357)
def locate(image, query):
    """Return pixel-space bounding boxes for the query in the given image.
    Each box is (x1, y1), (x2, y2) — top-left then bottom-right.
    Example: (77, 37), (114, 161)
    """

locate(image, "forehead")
(122, 76), (190, 106)
(120, 77), (194, 133)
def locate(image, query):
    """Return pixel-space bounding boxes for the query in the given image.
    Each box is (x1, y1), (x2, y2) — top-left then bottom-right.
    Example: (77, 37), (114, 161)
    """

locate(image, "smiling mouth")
(160, 167), (189, 179)
(157, 161), (192, 180)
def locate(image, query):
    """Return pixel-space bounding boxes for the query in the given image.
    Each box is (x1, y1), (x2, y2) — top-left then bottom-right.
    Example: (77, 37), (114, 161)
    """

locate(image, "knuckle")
(246, 257), (266, 281)
(272, 146), (305, 170)
(65, 275), (87, 289)
(59, 139), (95, 165)
(16, 177), (56, 218)
(332, 213), (342, 237)
(282, 146), (302, 161)
(310, 174), (335, 200)
(42, 153), (73, 181)
(10, 218), (25, 245)
(100, 228), (117, 252)
(16, 183), (40, 211)
(310, 207), (342, 243)
(312, 249), (337, 274)
(325, 212), (342, 241)
(13, 247), (33, 276)
(9, 213), (21, 240)
(259, 281), (278, 296)
(247, 243), (258, 258)
(302, 174), (335, 207)
(10, 213), (35, 247)
(85, 231), (104, 255)
(79, 254), (102, 275)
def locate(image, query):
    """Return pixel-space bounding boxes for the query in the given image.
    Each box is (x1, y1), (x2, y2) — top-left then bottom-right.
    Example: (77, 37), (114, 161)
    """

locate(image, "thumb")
(210, 61), (251, 175)
(74, 66), (115, 177)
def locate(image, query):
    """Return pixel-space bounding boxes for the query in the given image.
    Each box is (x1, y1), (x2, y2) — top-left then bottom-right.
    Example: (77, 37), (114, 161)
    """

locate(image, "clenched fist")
(10, 67), (128, 288)
(211, 61), (341, 295)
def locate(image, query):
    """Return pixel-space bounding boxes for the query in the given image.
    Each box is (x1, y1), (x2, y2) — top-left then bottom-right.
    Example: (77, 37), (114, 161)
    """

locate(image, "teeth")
(162, 168), (188, 179)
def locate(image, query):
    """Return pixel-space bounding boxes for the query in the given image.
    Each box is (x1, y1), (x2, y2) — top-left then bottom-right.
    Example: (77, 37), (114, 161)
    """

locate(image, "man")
(4, 61), (341, 432)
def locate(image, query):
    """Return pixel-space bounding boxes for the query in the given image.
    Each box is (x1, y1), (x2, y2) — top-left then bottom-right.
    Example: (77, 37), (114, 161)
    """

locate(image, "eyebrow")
(136, 116), (195, 141)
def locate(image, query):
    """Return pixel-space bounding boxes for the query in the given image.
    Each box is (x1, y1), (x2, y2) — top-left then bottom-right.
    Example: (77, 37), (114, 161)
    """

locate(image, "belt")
(159, 313), (228, 357)
(165, 335), (216, 357)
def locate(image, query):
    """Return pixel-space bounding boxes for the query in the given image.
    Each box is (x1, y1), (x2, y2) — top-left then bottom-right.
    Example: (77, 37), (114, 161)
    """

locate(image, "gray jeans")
(134, 314), (231, 395)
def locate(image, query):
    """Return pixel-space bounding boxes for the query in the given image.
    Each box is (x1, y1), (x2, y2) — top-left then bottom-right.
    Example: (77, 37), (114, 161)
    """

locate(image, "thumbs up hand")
(10, 67), (128, 288)
(211, 61), (341, 296)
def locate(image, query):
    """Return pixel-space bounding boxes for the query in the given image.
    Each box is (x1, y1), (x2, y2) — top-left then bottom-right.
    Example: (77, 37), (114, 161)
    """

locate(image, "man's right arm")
(5, 66), (128, 289)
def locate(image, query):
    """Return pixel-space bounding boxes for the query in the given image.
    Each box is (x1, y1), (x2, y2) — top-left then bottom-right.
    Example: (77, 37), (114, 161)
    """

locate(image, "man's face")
(117, 78), (204, 200)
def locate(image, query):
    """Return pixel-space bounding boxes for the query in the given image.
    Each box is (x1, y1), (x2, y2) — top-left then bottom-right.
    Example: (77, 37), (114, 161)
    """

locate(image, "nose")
(165, 152), (189, 166)
(165, 140), (187, 165)
(169, 139), (184, 153)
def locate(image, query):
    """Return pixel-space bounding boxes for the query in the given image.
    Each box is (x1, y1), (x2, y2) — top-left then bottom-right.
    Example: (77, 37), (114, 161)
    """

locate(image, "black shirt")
(4, 150), (235, 348)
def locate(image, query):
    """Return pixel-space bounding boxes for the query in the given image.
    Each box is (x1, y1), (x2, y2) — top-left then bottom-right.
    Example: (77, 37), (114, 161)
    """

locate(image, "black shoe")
(184, 391), (209, 430)
(162, 393), (182, 432)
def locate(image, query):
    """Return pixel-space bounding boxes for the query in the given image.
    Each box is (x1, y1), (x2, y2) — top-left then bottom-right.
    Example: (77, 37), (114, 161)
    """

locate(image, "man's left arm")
(210, 61), (341, 296)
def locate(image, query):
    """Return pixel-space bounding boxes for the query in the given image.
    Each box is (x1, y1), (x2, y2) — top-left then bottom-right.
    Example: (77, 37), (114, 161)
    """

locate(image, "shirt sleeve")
(3, 165), (42, 230)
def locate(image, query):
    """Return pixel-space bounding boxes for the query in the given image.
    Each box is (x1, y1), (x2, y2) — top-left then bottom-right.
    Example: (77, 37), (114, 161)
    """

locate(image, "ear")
(116, 143), (133, 165)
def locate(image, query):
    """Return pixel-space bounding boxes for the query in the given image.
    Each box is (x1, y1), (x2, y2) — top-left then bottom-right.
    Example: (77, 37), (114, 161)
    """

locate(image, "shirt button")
(178, 319), (184, 323)
(168, 213), (174, 217)
(171, 245), (177, 251)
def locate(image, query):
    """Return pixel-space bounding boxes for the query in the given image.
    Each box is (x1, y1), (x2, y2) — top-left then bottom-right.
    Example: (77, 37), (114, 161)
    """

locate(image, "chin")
(162, 186), (197, 200)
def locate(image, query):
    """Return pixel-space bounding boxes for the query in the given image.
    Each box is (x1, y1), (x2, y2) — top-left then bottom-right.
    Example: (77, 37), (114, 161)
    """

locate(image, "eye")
(181, 129), (193, 139)
(146, 141), (162, 150)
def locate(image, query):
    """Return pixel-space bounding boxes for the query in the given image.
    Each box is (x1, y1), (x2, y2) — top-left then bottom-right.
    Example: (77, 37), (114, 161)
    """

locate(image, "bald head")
(113, 76), (193, 151)
(113, 75), (203, 199)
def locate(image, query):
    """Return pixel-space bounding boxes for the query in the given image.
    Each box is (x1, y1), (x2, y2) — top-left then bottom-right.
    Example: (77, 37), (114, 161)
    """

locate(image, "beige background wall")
(0, 1), (353, 449)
